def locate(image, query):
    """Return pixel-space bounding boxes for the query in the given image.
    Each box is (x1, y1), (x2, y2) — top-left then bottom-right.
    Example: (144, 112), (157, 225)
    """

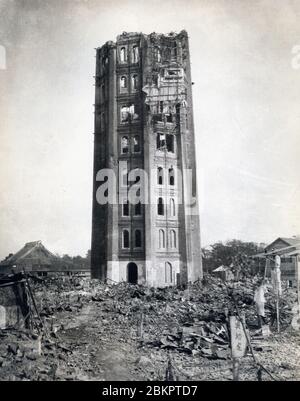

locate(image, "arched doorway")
(127, 262), (138, 284)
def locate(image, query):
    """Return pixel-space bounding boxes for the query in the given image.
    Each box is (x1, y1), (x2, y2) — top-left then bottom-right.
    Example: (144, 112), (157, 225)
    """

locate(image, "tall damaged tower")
(91, 31), (202, 287)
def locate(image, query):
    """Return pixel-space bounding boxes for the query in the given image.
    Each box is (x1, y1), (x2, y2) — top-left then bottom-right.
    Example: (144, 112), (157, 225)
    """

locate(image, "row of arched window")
(158, 229), (177, 249)
(122, 200), (142, 217)
(122, 198), (176, 217)
(120, 75), (138, 91)
(156, 133), (175, 153)
(157, 167), (175, 186)
(122, 229), (142, 248)
(121, 135), (140, 154)
(120, 169), (141, 187)
(119, 45), (139, 64)
(151, 44), (177, 64)
(157, 198), (176, 216)
(120, 104), (138, 123)
(120, 167), (175, 186)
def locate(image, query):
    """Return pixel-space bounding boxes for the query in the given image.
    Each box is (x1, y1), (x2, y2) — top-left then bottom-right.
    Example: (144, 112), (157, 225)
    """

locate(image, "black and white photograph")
(0, 0), (299, 384)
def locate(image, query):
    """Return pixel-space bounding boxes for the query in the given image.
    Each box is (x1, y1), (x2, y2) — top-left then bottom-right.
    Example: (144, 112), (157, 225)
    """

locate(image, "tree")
(202, 239), (265, 274)
(54, 251), (91, 271)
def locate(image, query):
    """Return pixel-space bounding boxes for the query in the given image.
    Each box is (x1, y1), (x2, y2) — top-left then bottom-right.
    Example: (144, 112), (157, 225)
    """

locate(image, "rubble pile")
(0, 274), (299, 381)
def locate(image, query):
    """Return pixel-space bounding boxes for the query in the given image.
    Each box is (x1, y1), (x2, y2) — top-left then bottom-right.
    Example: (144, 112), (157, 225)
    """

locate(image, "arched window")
(166, 134), (174, 153)
(120, 76), (127, 89)
(170, 230), (176, 248)
(166, 113), (173, 123)
(102, 56), (108, 67)
(158, 197), (164, 215)
(120, 47), (126, 63)
(164, 47), (171, 60)
(121, 106), (129, 122)
(159, 229), (165, 249)
(123, 200), (129, 216)
(157, 167), (163, 185)
(132, 46), (139, 63)
(171, 42), (177, 59)
(133, 136), (140, 153)
(121, 104), (137, 122)
(165, 262), (173, 283)
(121, 136), (129, 154)
(156, 133), (166, 150)
(169, 168), (175, 186)
(135, 230), (142, 248)
(154, 47), (161, 62)
(170, 198), (175, 216)
(135, 202), (141, 216)
(132, 74), (138, 90)
(123, 230), (129, 248)
(159, 101), (164, 113)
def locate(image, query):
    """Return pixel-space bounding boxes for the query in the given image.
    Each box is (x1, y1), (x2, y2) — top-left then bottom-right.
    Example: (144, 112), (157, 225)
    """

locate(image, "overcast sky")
(0, 0), (299, 258)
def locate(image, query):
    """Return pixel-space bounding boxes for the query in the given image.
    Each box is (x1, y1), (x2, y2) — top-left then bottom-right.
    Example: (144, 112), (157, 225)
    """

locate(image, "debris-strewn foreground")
(0, 275), (299, 381)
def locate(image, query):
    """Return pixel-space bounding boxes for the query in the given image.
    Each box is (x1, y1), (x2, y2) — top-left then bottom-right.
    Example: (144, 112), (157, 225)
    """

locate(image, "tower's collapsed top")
(97, 30), (189, 50)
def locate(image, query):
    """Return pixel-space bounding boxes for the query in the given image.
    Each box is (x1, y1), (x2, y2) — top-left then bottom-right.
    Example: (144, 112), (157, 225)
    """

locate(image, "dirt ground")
(0, 276), (299, 381)
(52, 303), (300, 381)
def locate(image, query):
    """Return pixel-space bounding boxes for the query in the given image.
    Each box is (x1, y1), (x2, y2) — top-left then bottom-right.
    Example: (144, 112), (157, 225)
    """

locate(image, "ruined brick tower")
(91, 31), (202, 287)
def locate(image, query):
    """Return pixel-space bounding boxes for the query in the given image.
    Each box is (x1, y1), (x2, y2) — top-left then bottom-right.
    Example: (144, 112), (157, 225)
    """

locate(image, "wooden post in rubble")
(229, 315), (247, 381)
(165, 356), (175, 381)
(295, 255), (300, 327)
(291, 255), (300, 331)
(264, 258), (268, 279)
(137, 312), (144, 339)
(297, 256), (300, 311)
(23, 270), (48, 338)
(232, 358), (240, 381)
(276, 290), (280, 333)
(274, 255), (281, 333)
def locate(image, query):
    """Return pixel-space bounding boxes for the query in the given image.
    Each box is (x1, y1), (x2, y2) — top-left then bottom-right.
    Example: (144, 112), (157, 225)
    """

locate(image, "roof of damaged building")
(252, 236), (300, 258)
(279, 237), (300, 246)
(0, 242), (91, 275)
(0, 241), (57, 268)
(265, 236), (300, 251)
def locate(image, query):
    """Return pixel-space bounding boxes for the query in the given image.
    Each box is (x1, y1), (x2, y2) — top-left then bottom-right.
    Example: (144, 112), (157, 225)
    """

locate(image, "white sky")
(0, 0), (299, 258)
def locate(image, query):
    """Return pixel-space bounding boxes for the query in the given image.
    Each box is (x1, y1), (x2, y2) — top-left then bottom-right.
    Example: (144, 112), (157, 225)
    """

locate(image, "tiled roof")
(0, 241), (56, 267)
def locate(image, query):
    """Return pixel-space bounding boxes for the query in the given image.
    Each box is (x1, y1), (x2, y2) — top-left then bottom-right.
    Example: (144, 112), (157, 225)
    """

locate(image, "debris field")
(0, 275), (299, 381)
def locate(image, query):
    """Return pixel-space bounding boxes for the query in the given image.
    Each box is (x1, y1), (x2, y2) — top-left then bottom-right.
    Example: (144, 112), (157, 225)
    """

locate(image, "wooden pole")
(229, 315), (246, 381)
(274, 255), (281, 333)
(276, 289), (280, 333)
(297, 256), (300, 311)
(225, 283), (280, 381)
(291, 255), (300, 331)
(138, 312), (144, 339)
(264, 258), (268, 279)
(23, 270), (49, 339)
(232, 358), (240, 381)
(165, 356), (175, 381)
